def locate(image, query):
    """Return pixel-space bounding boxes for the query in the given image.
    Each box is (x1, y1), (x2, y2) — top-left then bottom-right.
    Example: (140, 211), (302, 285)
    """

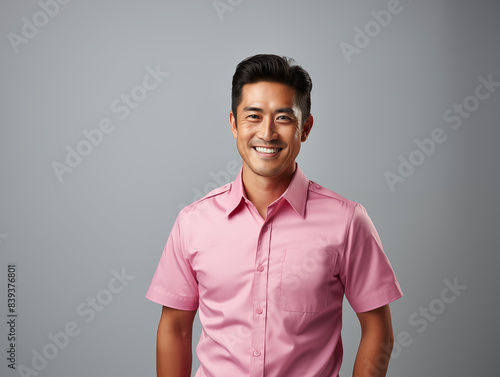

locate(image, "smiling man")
(146, 54), (403, 377)
(229, 79), (312, 219)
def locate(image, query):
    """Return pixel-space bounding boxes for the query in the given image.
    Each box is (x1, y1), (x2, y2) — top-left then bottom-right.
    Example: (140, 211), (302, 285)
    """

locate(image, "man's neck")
(241, 166), (295, 220)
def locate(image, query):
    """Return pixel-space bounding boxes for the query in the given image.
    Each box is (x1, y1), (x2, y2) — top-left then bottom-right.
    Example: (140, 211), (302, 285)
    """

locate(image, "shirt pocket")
(280, 249), (336, 313)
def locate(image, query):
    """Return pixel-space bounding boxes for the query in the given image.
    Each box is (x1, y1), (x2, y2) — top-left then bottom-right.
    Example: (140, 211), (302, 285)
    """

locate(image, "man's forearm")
(352, 330), (393, 377)
(157, 330), (192, 377)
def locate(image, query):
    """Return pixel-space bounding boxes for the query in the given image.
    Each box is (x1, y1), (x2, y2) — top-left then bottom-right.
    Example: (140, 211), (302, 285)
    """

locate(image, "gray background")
(1, 0), (499, 376)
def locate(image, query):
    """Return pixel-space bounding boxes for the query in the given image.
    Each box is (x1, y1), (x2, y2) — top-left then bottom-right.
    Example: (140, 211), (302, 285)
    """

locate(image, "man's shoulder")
(307, 180), (359, 208)
(179, 182), (232, 216)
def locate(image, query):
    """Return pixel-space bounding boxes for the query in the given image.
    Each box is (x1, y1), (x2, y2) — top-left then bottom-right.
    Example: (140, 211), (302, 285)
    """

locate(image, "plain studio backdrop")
(0, 1), (499, 376)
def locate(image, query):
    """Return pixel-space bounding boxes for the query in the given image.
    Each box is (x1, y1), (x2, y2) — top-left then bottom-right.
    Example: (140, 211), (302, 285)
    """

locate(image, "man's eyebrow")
(274, 107), (295, 114)
(242, 106), (296, 114)
(242, 106), (263, 112)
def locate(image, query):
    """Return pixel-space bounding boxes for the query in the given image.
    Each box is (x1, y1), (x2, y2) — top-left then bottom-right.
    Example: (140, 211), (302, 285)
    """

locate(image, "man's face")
(230, 81), (313, 182)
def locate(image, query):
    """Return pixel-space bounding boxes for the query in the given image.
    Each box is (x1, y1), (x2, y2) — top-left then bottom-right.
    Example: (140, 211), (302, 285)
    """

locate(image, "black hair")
(231, 54), (312, 125)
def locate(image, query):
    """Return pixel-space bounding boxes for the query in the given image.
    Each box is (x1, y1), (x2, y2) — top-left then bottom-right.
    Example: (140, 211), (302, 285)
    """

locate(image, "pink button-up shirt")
(146, 165), (403, 377)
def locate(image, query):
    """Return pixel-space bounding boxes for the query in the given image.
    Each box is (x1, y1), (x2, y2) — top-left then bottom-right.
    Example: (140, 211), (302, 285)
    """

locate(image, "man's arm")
(353, 304), (394, 377)
(156, 305), (197, 377)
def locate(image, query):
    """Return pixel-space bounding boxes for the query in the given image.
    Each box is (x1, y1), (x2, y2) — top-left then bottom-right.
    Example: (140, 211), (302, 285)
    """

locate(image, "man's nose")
(257, 117), (278, 141)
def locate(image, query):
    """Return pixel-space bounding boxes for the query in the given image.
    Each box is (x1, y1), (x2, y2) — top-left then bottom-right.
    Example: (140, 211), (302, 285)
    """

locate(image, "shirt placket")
(249, 217), (272, 377)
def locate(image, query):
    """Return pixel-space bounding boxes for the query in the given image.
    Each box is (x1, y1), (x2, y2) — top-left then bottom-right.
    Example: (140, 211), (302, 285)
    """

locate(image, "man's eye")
(277, 115), (292, 121)
(247, 114), (260, 119)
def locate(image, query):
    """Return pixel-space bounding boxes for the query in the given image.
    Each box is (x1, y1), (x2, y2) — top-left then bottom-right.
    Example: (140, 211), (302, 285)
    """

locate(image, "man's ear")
(301, 114), (313, 142)
(229, 111), (238, 139)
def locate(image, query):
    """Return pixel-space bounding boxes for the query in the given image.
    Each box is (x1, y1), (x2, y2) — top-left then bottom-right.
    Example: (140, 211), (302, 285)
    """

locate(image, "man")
(146, 54), (403, 377)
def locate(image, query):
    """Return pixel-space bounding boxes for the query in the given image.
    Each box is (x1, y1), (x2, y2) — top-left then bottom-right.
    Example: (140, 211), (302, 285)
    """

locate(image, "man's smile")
(253, 146), (283, 154)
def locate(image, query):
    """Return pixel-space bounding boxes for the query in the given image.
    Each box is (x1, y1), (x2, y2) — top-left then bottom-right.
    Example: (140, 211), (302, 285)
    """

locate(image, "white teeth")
(255, 147), (280, 153)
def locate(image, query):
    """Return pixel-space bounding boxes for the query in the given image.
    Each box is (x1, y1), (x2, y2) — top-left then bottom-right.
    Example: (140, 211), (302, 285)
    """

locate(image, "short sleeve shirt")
(146, 165), (403, 377)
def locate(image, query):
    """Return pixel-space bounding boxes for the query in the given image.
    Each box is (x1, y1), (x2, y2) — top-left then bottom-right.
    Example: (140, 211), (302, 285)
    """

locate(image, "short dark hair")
(231, 54), (312, 126)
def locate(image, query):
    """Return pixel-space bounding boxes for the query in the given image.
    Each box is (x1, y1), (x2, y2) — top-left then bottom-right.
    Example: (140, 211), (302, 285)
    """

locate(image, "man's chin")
(245, 163), (292, 180)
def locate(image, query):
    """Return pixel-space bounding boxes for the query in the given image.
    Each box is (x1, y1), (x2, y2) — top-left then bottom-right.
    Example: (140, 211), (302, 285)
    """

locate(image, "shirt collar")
(225, 164), (309, 218)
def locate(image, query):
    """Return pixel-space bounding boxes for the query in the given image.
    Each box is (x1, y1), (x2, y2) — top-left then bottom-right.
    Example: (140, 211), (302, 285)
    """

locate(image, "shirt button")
(262, 226), (268, 232)
(315, 184), (322, 190)
(256, 307), (263, 314)
(257, 264), (264, 272)
(253, 350), (261, 357)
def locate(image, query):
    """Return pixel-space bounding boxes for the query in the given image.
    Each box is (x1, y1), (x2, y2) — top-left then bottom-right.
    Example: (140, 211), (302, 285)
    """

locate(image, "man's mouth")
(253, 146), (283, 154)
